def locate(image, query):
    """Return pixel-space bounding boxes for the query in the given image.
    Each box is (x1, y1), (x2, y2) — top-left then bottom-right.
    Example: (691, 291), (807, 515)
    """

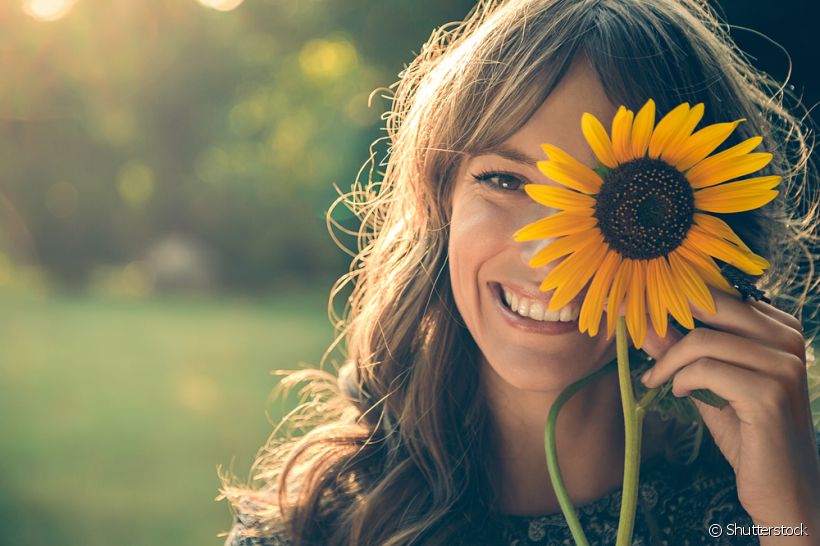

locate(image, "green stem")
(615, 316), (643, 546)
(544, 357), (617, 546)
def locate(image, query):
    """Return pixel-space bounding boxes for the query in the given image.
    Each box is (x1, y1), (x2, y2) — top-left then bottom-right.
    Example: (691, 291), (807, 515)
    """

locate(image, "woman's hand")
(640, 289), (820, 538)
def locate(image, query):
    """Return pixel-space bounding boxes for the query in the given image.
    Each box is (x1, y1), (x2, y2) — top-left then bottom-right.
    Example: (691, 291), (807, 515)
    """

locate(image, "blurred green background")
(0, 1), (817, 545)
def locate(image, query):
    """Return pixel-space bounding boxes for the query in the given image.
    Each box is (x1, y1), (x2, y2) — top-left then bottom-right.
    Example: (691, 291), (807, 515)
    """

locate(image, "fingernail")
(641, 369), (653, 385)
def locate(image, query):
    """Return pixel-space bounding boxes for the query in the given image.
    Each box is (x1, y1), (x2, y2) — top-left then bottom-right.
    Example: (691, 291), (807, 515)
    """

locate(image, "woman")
(220, 0), (820, 544)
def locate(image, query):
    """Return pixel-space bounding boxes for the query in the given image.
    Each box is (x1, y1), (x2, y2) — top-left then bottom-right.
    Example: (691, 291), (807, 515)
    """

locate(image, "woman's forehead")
(497, 58), (618, 169)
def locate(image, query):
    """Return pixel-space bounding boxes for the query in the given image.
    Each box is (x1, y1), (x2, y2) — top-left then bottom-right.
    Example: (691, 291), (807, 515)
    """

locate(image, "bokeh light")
(21, 0), (76, 21)
(299, 38), (359, 81)
(196, 0), (245, 12)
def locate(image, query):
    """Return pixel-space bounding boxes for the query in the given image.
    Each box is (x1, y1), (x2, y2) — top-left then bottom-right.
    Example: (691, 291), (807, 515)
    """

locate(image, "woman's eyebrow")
(472, 145), (540, 167)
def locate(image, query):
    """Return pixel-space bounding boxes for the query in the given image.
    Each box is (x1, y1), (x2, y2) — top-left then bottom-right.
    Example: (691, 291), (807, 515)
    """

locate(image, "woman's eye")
(473, 171), (525, 192)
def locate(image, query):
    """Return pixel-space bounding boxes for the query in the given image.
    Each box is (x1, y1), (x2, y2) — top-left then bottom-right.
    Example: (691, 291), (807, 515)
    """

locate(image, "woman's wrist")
(753, 502), (820, 546)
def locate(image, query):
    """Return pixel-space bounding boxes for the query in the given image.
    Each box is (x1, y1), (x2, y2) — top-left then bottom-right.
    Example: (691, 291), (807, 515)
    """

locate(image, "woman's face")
(448, 59), (619, 391)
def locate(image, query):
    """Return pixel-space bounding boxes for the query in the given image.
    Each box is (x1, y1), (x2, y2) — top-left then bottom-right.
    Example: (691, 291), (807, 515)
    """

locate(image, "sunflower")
(514, 100), (778, 349)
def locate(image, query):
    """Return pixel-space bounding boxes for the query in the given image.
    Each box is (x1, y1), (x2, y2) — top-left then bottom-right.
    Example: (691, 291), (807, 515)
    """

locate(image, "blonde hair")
(220, 1), (818, 544)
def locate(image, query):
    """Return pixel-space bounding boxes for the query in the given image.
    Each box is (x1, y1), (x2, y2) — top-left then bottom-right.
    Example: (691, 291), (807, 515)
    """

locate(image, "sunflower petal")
(645, 258), (668, 338)
(674, 244), (740, 296)
(545, 239), (608, 310)
(625, 260), (647, 348)
(528, 229), (601, 268)
(648, 102), (690, 159)
(582, 112), (618, 168)
(688, 152), (773, 189)
(631, 99), (655, 159)
(539, 237), (603, 293)
(611, 106), (633, 163)
(668, 251), (716, 314)
(693, 213), (754, 253)
(696, 191), (779, 214)
(579, 250), (620, 336)
(513, 211), (596, 242)
(540, 144), (603, 193)
(673, 119), (745, 171)
(537, 161), (602, 194)
(660, 103), (705, 163)
(695, 181), (779, 213)
(656, 256), (695, 329)
(684, 136), (764, 187)
(524, 184), (597, 211)
(606, 259), (633, 339)
(686, 224), (769, 275)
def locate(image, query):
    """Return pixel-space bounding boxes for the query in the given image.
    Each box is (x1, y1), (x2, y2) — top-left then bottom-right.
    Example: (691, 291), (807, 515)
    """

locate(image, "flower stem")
(544, 357), (617, 546)
(615, 316), (644, 546)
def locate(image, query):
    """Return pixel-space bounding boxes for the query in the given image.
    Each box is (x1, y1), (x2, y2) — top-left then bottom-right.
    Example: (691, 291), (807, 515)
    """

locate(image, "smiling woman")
(219, 1), (820, 545)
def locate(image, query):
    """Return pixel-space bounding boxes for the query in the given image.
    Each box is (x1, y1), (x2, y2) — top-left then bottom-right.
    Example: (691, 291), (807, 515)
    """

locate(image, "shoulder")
(224, 512), (294, 546)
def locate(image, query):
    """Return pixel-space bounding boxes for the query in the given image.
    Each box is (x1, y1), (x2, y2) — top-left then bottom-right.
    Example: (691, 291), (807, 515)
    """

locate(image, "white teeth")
(544, 308), (561, 321)
(500, 286), (580, 322)
(528, 301), (545, 321)
(517, 298), (531, 317)
(559, 306), (574, 322)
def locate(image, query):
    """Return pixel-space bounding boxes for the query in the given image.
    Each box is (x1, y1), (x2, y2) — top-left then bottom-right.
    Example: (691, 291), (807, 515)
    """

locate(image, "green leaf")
(689, 388), (729, 409)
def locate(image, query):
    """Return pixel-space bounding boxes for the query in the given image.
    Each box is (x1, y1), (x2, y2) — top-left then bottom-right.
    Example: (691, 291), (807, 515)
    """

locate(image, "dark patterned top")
(224, 430), (820, 546)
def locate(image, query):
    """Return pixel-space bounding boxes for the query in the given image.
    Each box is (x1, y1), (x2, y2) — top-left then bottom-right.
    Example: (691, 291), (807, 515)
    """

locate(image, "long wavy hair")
(219, 1), (818, 544)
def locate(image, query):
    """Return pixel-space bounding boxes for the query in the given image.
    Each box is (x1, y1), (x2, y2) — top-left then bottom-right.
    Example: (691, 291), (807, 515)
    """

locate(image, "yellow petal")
(539, 237), (603, 293)
(545, 239), (608, 310)
(524, 184), (597, 211)
(674, 244), (740, 296)
(685, 224), (769, 275)
(660, 103), (705, 163)
(536, 161), (601, 195)
(673, 119), (745, 171)
(692, 212), (754, 253)
(688, 152), (773, 190)
(668, 251), (716, 314)
(606, 259), (633, 339)
(625, 260), (647, 348)
(579, 250), (620, 336)
(610, 105), (625, 136)
(540, 143), (603, 193)
(528, 229), (602, 268)
(611, 106), (633, 163)
(631, 99), (655, 159)
(656, 256), (695, 329)
(513, 211), (596, 242)
(645, 258), (668, 338)
(696, 191), (779, 214)
(582, 112), (618, 168)
(648, 102), (690, 159)
(684, 136), (763, 187)
(695, 180), (779, 213)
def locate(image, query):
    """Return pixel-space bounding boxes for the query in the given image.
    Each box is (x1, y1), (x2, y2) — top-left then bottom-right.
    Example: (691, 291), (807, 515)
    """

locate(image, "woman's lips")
(489, 282), (580, 335)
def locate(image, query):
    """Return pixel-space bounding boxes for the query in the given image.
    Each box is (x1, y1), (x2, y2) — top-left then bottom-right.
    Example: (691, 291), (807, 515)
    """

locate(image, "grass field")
(0, 288), (335, 546)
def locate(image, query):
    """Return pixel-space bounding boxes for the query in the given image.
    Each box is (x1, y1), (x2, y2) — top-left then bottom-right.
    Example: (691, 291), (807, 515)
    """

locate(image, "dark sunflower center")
(594, 158), (694, 260)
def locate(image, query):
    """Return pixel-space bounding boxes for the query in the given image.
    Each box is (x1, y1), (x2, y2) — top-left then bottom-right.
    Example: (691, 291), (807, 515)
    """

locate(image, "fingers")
(670, 357), (812, 435)
(690, 289), (803, 350)
(668, 358), (795, 423)
(642, 328), (805, 388)
(749, 299), (804, 335)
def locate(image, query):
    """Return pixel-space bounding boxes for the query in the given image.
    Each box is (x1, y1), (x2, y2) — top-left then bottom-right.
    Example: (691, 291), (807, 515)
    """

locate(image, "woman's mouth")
(489, 282), (581, 335)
